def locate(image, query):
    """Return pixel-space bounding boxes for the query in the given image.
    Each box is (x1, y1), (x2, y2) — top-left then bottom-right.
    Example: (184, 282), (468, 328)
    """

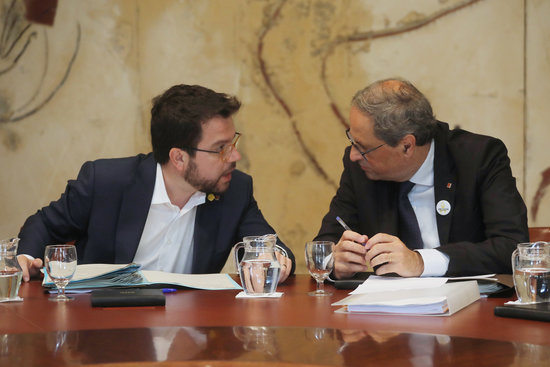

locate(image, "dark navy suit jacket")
(315, 122), (528, 276)
(18, 153), (295, 274)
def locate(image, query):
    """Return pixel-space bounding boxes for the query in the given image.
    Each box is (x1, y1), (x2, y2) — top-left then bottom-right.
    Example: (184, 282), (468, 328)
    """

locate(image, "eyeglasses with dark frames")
(182, 132), (241, 162)
(345, 128), (385, 162)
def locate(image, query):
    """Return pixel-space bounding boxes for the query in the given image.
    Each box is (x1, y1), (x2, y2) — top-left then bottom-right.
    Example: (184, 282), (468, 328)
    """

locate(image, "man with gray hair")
(315, 78), (528, 278)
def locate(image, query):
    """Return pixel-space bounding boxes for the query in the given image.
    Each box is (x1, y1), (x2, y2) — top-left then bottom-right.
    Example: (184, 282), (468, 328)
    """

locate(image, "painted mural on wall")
(0, 0), (79, 126)
(257, 0), (486, 190)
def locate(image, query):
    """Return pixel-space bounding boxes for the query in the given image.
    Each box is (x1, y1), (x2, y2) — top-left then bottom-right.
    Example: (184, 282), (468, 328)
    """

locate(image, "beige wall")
(1, 0), (548, 273)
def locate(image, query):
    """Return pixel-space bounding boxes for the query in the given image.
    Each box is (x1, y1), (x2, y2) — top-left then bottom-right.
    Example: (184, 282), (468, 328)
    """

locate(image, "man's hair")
(351, 78), (437, 146)
(150, 84), (241, 164)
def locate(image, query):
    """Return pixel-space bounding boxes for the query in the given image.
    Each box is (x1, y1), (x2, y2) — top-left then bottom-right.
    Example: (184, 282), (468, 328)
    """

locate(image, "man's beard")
(184, 158), (236, 194)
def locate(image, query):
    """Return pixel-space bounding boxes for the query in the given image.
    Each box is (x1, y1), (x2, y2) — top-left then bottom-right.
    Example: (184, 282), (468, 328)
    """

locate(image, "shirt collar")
(409, 139), (434, 187)
(152, 164), (206, 207)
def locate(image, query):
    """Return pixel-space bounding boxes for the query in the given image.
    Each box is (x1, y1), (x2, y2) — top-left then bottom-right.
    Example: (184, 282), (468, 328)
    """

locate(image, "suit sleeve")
(437, 138), (529, 276)
(17, 161), (95, 259)
(235, 176), (296, 274)
(314, 147), (359, 243)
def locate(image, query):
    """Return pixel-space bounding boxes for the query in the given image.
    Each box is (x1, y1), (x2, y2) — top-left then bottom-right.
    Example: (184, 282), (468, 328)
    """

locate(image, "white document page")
(43, 263), (242, 291)
(333, 281), (480, 316)
(43, 263), (140, 285)
(141, 271), (242, 290)
(350, 275), (447, 295)
(350, 274), (497, 295)
(70, 263), (139, 281)
(447, 274), (497, 281)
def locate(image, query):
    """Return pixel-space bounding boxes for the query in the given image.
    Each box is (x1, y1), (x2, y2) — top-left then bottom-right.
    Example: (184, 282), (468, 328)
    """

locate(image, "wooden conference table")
(1, 275), (549, 366)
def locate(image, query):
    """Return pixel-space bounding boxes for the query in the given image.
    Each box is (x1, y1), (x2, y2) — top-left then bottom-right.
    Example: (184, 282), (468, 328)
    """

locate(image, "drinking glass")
(305, 241), (335, 296)
(44, 244), (77, 302)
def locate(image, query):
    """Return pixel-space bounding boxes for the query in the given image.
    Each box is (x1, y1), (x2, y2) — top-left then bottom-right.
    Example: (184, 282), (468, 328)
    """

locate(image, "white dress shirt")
(133, 164), (206, 273)
(408, 140), (450, 276)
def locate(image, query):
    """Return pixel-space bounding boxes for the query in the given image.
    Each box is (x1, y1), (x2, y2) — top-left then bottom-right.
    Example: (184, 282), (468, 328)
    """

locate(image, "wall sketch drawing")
(0, 0), (80, 124)
(257, 0), (483, 189)
(532, 167), (550, 222)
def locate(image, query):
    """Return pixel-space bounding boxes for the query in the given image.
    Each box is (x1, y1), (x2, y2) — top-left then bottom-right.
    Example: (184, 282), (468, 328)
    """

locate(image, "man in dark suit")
(17, 84), (295, 282)
(315, 78), (528, 278)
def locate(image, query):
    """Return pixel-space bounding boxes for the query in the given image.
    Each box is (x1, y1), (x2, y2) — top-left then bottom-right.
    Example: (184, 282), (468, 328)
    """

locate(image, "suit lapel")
(433, 126), (457, 246)
(375, 180), (400, 236)
(349, 155), (399, 237)
(114, 155), (156, 263)
(192, 197), (222, 273)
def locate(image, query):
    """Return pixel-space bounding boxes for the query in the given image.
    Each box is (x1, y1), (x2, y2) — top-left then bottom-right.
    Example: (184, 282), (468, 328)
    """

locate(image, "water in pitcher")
(239, 259), (280, 295)
(513, 268), (550, 303)
(0, 271), (22, 300)
(0, 237), (23, 300)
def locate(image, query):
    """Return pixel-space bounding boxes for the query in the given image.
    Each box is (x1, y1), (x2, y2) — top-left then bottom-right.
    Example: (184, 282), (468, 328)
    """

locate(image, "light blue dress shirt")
(408, 140), (450, 276)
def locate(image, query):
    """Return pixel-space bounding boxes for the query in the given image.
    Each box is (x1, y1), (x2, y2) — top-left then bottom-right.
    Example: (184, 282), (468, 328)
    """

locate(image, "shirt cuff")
(21, 254), (35, 261)
(416, 249), (449, 277)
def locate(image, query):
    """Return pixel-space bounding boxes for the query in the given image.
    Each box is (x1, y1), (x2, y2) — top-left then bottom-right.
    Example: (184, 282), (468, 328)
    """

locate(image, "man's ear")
(168, 148), (188, 170)
(401, 134), (416, 155)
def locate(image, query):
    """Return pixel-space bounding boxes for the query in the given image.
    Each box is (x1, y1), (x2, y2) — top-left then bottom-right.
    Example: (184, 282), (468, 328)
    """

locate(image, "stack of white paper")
(332, 276), (480, 316)
(347, 297), (448, 314)
(350, 276), (448, 295)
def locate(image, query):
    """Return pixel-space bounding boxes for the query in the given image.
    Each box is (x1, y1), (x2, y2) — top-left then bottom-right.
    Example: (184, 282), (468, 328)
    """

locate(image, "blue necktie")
(398, 181), (423, 249)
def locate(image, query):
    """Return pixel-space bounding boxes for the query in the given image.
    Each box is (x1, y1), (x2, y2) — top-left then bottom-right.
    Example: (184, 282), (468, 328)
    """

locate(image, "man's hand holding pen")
(333, 229), (370, 279)
(334, 217), (424, 278)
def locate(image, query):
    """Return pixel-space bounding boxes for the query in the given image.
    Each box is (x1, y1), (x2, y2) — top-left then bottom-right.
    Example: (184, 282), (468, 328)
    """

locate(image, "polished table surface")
(1, 275), (550, 366)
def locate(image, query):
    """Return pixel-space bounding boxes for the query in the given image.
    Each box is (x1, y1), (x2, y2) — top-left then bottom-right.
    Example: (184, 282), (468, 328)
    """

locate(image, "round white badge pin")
(436, 200), (451, 216)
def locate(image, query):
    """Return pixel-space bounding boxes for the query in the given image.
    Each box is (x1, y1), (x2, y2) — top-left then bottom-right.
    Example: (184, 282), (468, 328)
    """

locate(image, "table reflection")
(335, 329), (520, 367)
(233, 326), (276, 356)
(1, 326), (549, 366)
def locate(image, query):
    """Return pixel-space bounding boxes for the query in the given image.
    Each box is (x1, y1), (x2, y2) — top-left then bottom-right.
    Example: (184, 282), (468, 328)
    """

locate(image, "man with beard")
(17, 84), (295, 282)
